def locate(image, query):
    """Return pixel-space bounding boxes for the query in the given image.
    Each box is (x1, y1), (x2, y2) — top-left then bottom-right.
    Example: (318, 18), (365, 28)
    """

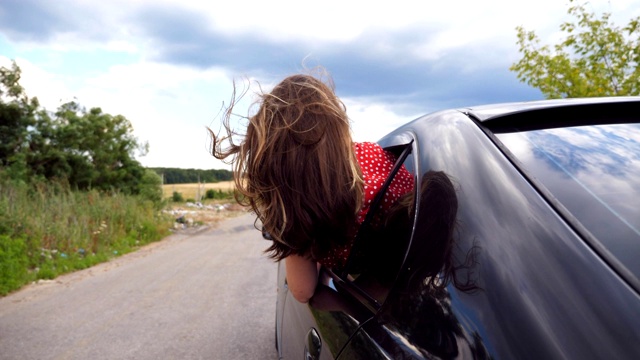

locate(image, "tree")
(0, 60), (153, 195)
(51, 102), (149, 193)
(0, 61), (41, 182)
(138, 169), (164, 208)
(510, 0), (639, 98)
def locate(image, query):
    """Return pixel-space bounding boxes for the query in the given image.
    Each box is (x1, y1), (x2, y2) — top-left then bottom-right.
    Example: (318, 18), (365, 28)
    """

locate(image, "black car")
(274, 97), (640, 359)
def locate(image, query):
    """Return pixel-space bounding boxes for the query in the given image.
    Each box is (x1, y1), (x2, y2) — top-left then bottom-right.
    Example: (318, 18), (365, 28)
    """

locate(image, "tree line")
(150, 167), (233, 184)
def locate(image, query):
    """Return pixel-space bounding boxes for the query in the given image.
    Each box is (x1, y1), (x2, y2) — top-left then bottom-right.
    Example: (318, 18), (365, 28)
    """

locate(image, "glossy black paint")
(379, 110), (640, 358)
(495, 124), (640, 285)
(275, 99), (640, 359)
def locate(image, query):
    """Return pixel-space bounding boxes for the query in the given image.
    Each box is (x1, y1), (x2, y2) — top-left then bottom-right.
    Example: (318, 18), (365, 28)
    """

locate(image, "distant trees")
(151, 167), (233, 184)
(510, 0), (639, 98)
(0, 60), (157, 199)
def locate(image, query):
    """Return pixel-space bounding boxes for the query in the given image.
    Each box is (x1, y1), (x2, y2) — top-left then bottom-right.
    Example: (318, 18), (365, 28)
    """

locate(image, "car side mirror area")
(309, 278), (371, 324)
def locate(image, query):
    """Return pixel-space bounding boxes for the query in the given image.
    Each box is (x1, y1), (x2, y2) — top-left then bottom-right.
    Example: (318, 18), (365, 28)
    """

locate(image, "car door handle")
(304, 328), (321, 360)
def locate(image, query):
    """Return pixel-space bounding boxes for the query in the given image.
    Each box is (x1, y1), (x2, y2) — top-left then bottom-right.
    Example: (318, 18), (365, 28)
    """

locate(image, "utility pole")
(196, 174), (201, 202)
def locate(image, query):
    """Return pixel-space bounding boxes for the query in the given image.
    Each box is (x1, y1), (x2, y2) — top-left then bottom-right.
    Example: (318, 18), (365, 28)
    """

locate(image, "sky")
(1, 0), (638, 170)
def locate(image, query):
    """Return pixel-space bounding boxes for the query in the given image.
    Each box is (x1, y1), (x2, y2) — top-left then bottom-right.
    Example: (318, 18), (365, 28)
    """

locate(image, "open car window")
(334, 140), (418, 309)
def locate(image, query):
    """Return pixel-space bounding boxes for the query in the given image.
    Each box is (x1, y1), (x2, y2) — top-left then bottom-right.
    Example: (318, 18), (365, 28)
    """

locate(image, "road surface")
(0, 213), (278, 360)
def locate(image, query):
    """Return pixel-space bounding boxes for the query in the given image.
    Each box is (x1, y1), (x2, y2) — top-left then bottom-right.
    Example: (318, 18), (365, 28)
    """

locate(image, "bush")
(172, 191), (184, 202)
(138, 169), (164, 209)
(205, 189), (216, 199)
(204, 189), (234, 200)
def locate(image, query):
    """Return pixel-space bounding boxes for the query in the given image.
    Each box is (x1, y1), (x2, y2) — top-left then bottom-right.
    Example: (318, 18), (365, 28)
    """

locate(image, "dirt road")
(0, 213), (277, 360)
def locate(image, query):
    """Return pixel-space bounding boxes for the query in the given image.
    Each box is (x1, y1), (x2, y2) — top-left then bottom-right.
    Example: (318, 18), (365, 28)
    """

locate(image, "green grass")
(0, 181), (174, 295)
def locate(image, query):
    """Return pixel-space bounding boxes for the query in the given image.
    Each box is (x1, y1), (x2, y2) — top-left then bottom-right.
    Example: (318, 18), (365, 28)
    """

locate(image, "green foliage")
(0, 62), (41, 183)
(0, 60), (177, 295)
(205, 189), (216, 199)
(0, 60), (173, 295)
(151, 167), (233, 184)
(0, 235), (29, 295)
(172, 191), (184, 202)
(205, 188), (233, 200)
(510, 0), (640, 98)
(0, 179), (173, 295)
(0, 60), (156, 196)
(138, 169), (164, 208)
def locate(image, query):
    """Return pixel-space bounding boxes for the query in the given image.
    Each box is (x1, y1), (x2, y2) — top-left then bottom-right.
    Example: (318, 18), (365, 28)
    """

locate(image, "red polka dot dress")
(318, 142), (415, 268)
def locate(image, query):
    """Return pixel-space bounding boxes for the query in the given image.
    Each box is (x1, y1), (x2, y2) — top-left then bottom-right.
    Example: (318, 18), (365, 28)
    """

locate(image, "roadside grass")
(0, 181), (174, 296)
(0, 180), (247, 296)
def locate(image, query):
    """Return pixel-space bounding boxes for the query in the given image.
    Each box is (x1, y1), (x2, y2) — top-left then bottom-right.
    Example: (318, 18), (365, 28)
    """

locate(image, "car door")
(361, 106), (640, 359)
(335, 136), (470, 359)
(322, 138), (420, 359)
(277, 138), (418, 360)
(278, 261), (376, 359)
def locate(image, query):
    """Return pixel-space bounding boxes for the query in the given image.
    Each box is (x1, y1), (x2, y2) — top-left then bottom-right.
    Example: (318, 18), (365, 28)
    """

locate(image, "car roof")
(461, 96), (640, 122)
(458, 96), (640, 133)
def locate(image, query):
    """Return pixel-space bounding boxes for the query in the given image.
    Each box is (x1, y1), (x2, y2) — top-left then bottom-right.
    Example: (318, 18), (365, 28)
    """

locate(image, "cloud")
(0, 0), (572, 108)
(0, 0), (118, 45)
(0, 0), (72, 42)
(346, 98), (419, 143)
(123, 4), (542, 111)
(2, 0), (637, 169)
(75, 62), (237, 170)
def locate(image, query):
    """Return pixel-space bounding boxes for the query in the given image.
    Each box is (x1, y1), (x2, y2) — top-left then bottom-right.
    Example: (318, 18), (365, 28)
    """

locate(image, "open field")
(162, 181), (248, 227)
(162, 181), (235, 200)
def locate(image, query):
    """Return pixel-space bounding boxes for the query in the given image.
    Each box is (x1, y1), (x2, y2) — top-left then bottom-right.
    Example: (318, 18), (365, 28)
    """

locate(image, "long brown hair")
(210, 73), (363, 261)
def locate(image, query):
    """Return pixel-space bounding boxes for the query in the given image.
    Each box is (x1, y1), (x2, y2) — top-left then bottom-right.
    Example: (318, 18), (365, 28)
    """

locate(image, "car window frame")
(323, 135), (419, 313)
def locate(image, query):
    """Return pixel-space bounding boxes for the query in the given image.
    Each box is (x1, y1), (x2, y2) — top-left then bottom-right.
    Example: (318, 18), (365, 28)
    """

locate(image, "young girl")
(210, 73), (414, 303)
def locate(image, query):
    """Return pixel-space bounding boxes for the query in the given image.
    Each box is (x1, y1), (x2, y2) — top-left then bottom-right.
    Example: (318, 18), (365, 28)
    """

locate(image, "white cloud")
(0, 56), (76, 110)
(4, 0), (639, 170)
(345, 97), (420, 143)
(75, 62), (240, 169)
(176, 0), (615, 46)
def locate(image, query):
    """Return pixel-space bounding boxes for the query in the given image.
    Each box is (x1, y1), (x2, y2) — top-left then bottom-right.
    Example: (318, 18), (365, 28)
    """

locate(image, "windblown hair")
(209, 74), (364, 261)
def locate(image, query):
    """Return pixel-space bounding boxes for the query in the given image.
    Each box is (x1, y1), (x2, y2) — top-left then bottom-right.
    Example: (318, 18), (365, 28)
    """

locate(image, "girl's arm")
(285, 254), (319, 303)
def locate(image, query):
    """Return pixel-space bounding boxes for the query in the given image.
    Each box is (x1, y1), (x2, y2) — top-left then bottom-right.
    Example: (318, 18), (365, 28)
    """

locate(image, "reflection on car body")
(274, 97), (640, 359)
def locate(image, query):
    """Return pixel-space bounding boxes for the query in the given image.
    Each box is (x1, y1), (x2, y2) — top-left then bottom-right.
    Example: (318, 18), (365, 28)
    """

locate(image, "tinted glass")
(496, 124), (640, 278)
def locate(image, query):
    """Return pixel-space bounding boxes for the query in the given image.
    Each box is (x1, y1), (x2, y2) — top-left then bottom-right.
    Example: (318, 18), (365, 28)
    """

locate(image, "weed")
(0, 181), (174, 295)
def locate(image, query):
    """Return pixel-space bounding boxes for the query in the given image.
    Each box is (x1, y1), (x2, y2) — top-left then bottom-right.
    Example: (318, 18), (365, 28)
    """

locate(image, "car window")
(496, 123), (640, 279)
(340, 144), (417, 307)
